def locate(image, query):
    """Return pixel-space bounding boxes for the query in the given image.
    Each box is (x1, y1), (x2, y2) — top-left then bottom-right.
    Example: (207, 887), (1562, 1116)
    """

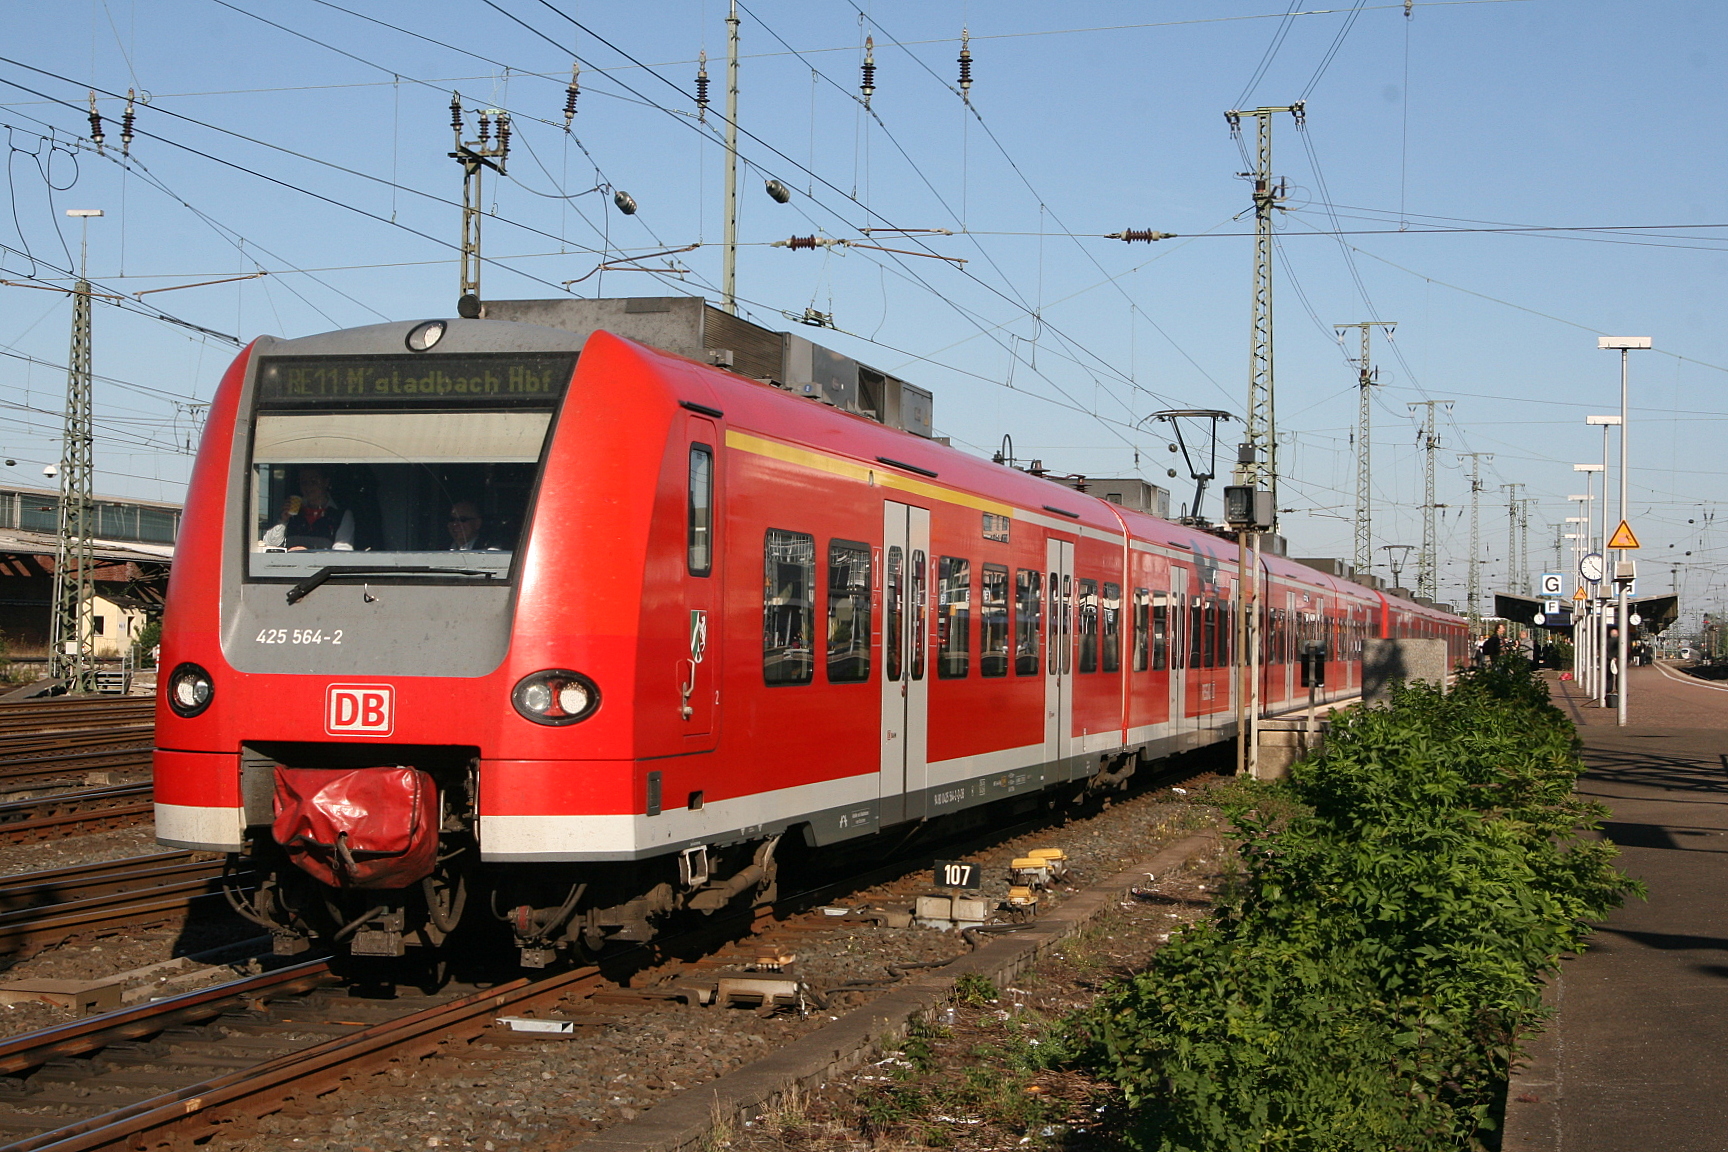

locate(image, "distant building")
(0, 484), (178, 659)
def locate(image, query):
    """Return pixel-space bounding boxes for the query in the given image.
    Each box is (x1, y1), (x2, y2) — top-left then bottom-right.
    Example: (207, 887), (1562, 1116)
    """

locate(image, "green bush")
(1074, 661), (1637, 1151)
(133, 619), (162, 665)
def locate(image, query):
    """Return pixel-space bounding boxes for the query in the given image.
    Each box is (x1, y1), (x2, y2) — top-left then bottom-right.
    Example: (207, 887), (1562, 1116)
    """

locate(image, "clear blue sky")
(3, 1), (1724, 621)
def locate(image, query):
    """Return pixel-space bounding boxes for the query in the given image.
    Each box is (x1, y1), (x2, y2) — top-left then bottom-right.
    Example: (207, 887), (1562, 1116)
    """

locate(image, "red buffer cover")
(272, 767), (439, 890)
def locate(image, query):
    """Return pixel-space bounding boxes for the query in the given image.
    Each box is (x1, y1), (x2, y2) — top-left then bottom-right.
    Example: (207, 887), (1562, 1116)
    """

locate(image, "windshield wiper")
(286, 565), (499, 605)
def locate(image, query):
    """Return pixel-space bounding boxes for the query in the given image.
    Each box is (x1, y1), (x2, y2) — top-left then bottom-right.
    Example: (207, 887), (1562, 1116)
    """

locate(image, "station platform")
(1505, 663), (1728, 1150)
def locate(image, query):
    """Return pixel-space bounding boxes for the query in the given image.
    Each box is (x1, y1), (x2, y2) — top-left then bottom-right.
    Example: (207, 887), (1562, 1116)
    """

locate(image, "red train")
(154, 299), (1466, 964)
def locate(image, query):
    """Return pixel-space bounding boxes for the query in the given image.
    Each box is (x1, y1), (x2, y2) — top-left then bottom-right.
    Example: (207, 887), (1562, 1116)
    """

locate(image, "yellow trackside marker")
(1572, 586), (1588, 602)
(1607, 520), (1640, 550)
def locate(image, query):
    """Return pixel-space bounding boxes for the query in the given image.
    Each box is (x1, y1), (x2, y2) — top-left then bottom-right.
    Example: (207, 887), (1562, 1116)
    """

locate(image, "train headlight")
(511, 670), (600, 726)
(405, 319), (447, 352)
(166, 662), (214, 718)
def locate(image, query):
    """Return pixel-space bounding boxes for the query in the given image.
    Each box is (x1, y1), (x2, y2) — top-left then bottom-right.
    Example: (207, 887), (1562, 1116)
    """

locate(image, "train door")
(1169, 565), (1187, 742)
(1045, 538), (1075, 769)
(880, 502), (930, 826)
(682, 419), (721, 750)
(1284, 591), (1297, 705)
(1346, 605), (1359, 691)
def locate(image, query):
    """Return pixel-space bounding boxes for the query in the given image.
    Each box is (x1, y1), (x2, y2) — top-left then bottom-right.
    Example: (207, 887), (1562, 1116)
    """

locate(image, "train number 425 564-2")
(255, 628), (343, 645)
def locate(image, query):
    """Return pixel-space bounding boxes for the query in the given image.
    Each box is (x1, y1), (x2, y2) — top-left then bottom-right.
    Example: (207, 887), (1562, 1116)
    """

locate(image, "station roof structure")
(1495, 591), (1679, 633)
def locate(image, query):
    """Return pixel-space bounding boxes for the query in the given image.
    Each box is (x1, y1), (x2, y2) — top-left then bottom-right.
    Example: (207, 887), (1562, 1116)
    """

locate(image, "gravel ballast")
(201, 776), (1230, 1152)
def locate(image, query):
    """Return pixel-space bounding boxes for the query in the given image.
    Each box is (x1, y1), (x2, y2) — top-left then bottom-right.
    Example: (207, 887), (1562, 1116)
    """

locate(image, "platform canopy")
(1494, 592), (1679, 633)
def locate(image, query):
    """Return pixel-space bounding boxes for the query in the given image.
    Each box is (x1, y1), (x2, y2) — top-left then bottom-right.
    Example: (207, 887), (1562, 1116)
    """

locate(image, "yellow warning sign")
(1607, 520), (1641, 550)
(1572, 586), (1588, 602)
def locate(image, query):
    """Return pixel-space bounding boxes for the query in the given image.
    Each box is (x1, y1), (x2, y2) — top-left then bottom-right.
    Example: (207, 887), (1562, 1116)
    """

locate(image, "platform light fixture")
(1598, 338), (1651, 727)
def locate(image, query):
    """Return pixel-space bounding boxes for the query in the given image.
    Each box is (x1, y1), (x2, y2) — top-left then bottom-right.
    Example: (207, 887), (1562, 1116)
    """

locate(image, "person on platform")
(260, 466), (354, 551)
(445, 500), (501, 552)
(1606, 625), (1620, 699)
(1481, 625), (1505, 663)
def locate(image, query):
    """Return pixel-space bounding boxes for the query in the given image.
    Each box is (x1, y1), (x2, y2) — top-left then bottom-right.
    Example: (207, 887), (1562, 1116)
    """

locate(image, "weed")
(761, 1085), (808, 1139)
(857, 1083), (928, 1144)
(701, 1096), (736, 1152)
(920, 1123), (954, 1147)
(953, 973), (998, 1007)
(900, 1016), (948, 1075)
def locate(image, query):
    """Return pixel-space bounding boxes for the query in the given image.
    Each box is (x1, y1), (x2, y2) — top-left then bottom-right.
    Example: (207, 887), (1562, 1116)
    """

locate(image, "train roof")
(590, 329), (1460, 624)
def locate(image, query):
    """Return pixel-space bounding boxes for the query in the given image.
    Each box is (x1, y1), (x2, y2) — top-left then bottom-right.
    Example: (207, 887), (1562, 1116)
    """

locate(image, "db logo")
(325, 684), (395, 737)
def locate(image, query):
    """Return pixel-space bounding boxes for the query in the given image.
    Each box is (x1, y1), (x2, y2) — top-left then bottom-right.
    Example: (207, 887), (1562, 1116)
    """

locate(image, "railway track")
(0, 752), (1223, 1149)
(0, 744), (152, 793)
(0, 697), (154, 794)
(0, 700), (152, 739)
(0, 786), (154, 844)
(0, 888), (882, 1149)
(0, 853), (241, 959)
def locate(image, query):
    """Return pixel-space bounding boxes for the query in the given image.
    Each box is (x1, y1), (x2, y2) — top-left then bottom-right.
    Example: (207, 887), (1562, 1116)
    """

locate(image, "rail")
(0, 852), (241, 958)
(0, 747), (1221, 1149)
(0, 784), (154, 843)
(0, 699), (152, 737)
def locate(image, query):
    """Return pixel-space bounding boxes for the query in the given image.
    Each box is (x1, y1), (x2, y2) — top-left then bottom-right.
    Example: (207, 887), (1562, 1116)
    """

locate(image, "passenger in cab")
(261, 466), (355, 551)
(446, 500), (502, 552)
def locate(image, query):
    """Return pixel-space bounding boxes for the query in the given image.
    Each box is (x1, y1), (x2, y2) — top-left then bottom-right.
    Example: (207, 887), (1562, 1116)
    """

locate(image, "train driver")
(446, 500), (501, 552)
(260, 466), (356, 552)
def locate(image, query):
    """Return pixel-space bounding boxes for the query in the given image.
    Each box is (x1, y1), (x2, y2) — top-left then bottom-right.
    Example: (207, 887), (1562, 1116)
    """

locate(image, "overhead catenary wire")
(839, 2), (1236, 429)
(15, 0), (1691, 555)
(469, 0), (1173, 454)
(0, 63), (621, 307)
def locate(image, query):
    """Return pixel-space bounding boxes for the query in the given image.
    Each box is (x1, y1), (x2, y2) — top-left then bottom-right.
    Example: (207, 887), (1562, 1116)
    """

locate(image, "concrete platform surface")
(1505, 664), (1728, 1151)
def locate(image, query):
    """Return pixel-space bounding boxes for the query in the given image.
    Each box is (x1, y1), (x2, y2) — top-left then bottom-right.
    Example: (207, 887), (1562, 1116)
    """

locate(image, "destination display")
(256, 353), (576, 408)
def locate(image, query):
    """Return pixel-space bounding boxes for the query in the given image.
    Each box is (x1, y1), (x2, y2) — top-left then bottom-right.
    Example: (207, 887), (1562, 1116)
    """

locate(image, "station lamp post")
(1565, 506), (1589, 684)
(1583, 421), (1619, 707)
(1599, 337), (1651, 727)
(1573, 463), (1604, 702)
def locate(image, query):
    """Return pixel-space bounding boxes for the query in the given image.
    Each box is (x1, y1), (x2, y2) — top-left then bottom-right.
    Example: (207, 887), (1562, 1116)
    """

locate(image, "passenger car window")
(981, 564), (1009, 677)
(827, 540), (871, 683)
(1015, 569), (1041, 675)
(764, 530), (815, 685)
(1078, 579), (1099, 673)
(911, 551), (928, 680)
(886, 546), (904, 682)
(1102, 582), (1122, 673)
(938, 556), (971, 679)
(1151, 591), (1168, 671)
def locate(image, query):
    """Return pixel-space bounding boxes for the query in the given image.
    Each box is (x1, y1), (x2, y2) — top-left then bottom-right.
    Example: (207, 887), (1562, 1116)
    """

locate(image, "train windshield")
(245, 352), (573, 580)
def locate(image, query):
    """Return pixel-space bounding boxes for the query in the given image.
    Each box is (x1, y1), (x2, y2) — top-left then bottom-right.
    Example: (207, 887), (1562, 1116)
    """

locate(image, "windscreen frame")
(241, 350), (577, 587)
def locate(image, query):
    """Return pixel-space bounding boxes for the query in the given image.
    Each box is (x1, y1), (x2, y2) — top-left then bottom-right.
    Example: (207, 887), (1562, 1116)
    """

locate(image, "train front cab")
(153, 320), (744, 963)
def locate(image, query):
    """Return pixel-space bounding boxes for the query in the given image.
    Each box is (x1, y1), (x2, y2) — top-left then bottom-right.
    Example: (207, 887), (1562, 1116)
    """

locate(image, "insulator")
(86, 90), (104, 151)
(784, 235), (818, 250)
(764, 179), (791, 204)
(695, 50), (710, 122)
(564, 62), (580, 127)
(957, 28), (972, 100)
(1108, 229), (1175, 243)
(496, 113), (511, 158)
(860, 37), (875, 106)
(478, 112), (491, 145)
(451, 93), (463, 134)
(120, 90), (136, 156)
(613, 189), (637, 215)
